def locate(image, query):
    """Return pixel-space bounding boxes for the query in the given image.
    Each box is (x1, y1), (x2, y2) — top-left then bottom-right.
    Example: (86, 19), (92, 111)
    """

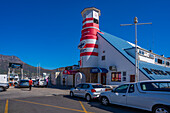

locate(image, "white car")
(34, 79), (47, 87)
(100, 80), (170, 113)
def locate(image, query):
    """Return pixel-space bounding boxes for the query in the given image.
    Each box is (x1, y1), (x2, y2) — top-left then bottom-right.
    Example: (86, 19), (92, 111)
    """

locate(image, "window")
(82, 84), (90, 89)
(115, 84), (129, 93)
(102, 56), (105, 60)
(111, 72), (121, 82)
(76, 84), (82, 88)
(149, 54), (154, 58)
(92, 84), (105, 88)
(93, 18), (99, 24)
(166, 62), (169, 66)
(123, 72), (126, 81)
(140, 82), (170, 92)
(143, 68), (152, 74)
(158, 59), (163, 64)
(128, 84), (135, 93)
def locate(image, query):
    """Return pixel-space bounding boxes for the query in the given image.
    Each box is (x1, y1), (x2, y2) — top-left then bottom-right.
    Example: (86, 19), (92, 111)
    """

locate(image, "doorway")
(101, 73), (106, 85)
(130, 75), (135, 82)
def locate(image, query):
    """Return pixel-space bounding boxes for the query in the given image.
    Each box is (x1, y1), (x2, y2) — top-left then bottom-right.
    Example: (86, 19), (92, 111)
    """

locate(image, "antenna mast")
(120, 17), (152, 82)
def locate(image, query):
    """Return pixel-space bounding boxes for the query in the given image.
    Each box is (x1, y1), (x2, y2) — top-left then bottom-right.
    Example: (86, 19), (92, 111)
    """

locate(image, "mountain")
(0, 54), (56, 77)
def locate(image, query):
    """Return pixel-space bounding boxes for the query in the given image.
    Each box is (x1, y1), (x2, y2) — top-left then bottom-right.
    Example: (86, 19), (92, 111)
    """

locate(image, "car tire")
(85, 94), (91, 102)
(153, 105), (170, 113)
(101, 97), (109, 106)
(70, 91), (74, 97)
(0, 87), (5, 91)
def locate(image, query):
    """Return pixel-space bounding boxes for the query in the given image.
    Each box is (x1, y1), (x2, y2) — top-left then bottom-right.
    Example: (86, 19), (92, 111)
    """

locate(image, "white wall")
(97, 34), (149, 85)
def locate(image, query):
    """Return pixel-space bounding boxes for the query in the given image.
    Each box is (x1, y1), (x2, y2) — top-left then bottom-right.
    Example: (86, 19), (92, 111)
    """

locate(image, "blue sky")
(0, 0), (170, 69)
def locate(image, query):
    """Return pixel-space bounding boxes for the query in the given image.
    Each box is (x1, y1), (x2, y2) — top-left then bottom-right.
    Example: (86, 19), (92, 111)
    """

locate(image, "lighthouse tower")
(78, 7), (101, 68)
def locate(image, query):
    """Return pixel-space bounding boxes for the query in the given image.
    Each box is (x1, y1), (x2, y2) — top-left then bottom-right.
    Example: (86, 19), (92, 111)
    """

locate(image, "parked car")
(18, 79), (29, 88)
(70, 83), (107, 101)
(34, 79), (47, 87)
(100, 80), (170, 113)
(0, 83), (9, 91)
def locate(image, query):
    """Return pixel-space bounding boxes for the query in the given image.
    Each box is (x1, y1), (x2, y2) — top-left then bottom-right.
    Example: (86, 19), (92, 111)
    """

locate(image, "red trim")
(84, 44), (98, 48)
(83, 23), (99, 29)
(80, 35), (98, 41)
(82, 18), (93, 23)
(80, 52), (98, 56)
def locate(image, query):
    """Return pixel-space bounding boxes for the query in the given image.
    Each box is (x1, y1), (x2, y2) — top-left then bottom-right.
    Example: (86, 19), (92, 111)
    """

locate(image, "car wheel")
(0, 87), (5, 91)
(70, 91), (74, 97)
(153, 105), (170, 113)
(101, 97), (109, 106)
(85, 94), (91, 102)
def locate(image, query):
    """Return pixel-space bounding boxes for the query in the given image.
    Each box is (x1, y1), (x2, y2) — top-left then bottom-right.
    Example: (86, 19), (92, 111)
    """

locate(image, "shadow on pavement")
(63, 95), (150, 113)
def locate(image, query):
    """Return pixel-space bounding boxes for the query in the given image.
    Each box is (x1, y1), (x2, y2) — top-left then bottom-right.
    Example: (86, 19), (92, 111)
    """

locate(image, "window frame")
(111, 72), (121, 82)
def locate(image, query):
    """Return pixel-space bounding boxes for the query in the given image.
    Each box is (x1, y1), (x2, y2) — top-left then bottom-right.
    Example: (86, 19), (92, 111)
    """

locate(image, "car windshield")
(140, 82), (170, 92)
(92, 84), (105, 88)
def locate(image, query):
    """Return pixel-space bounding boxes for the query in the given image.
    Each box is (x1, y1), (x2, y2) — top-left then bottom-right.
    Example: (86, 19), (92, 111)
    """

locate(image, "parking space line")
(79, 100), (88, 113)
(12, 99), (93, 113)
(4, 99), (8, 113)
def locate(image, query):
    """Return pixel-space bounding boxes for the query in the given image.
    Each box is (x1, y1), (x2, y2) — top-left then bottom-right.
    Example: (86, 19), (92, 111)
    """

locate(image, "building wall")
(79, 67), (98, 83)
(97, 34), (149, 85)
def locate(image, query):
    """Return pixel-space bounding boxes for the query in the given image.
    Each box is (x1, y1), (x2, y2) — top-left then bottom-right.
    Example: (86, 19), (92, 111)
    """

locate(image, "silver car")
(70, 83), (106, 101)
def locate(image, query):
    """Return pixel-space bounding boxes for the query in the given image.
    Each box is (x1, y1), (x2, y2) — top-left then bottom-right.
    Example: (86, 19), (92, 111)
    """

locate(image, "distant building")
(78, 7), (170, 85)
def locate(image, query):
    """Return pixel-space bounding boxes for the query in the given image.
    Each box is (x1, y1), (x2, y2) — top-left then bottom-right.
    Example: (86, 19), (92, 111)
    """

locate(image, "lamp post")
(121, 17), (152, 82)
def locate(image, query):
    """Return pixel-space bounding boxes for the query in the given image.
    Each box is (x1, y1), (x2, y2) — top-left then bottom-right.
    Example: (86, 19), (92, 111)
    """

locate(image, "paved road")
(0, 87), (150, 113)
(0, 87), (69, 100)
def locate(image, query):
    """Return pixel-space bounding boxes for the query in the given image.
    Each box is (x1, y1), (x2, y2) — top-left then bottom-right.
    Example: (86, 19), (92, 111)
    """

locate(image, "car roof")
(138, 79), (170, 83)
(81, 83), (102, 85)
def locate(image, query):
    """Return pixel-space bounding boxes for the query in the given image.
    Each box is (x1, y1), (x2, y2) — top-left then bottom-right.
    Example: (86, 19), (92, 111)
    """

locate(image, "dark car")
(18, 80), (29, 88)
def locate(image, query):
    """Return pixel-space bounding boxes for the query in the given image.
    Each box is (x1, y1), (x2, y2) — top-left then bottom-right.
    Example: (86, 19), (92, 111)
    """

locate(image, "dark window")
(166, 62), (170, 66)
(123, 72), (126, 81)
(76, 84), (82, 88)
(158, 59), (162, 64)
(128, 84), (135, 93)
(115, 84), (129, 93)
(111, 72), (121, 82)
(92, 84), (105, 88)
(140, 82), (170, 92)
(165, 71), (170, 75)
(143, 68), (152, 74)
(102, 56), (105, 60)
(82, 84), (90, 89)
(93, 18), (99, 24)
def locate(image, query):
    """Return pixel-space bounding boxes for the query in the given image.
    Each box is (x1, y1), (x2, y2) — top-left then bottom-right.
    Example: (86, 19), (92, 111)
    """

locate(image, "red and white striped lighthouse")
(78, 7), (101, 68)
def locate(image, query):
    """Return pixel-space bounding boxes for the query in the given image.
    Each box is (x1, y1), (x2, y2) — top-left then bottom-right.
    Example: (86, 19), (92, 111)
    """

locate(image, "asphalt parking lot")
(0, 87), (150, 113)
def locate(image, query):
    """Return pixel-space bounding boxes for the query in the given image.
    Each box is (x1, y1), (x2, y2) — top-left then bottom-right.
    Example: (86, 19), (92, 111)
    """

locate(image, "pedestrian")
(29, 78), (33, 91)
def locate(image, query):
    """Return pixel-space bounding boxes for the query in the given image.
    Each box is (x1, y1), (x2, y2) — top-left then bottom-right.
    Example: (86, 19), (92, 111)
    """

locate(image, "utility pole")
(120, 17), (152, 82)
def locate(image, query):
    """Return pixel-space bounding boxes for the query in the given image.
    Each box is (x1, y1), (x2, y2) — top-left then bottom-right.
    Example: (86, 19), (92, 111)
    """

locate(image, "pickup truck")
(100, 80), (170, 113)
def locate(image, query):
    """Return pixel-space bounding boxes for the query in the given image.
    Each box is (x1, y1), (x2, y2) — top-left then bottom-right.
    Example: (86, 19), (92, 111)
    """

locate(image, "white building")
(78, 7), (170, 85)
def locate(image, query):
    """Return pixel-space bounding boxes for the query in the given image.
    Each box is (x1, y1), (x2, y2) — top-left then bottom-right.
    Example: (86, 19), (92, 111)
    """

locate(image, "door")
(130, 75), (135, 82)
(101, 73), (106, 85)
(74, 84), (82, 96)
(110, 84), (129, 105)
(80, 84), (90, 97)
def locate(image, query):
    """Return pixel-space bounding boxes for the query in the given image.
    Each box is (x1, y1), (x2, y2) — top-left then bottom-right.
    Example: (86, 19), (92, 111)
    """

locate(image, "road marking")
(12, 99), (93, 113)
(79, 100), (88, 113)
(4, 99), (8, 113)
